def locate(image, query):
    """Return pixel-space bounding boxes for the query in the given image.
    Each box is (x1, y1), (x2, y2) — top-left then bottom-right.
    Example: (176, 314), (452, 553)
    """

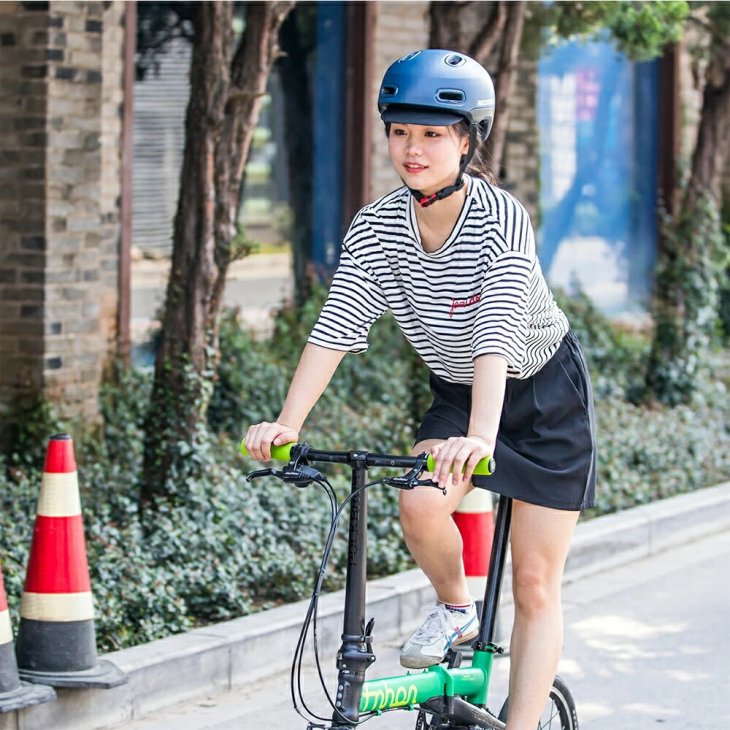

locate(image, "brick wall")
(0, 1), (49, 419)
(0, 0), (125, 429)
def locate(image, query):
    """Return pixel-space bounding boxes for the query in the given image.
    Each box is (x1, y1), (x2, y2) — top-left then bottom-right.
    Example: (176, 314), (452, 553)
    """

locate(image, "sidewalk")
(130, 251), (294, 349)
(3, 482), (730, 730)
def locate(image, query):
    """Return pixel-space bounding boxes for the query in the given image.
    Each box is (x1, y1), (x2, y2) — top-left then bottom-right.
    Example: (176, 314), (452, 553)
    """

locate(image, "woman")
(245, 49), (596, 730)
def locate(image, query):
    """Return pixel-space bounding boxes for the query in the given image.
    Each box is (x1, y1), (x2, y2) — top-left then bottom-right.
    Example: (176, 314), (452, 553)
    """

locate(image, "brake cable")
(248, 457), (445, 727)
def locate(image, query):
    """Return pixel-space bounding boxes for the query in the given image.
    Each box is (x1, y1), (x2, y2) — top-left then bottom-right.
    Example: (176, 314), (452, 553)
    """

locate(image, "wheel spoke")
(499, 675), (578, 730)
(537, 701), (560, 728)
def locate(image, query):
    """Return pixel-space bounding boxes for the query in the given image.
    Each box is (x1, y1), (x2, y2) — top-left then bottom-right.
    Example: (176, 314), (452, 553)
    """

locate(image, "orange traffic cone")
(454, 488), (504, 652)
(14, 434), (127, 688)
(0, 562), (55, 712)
(454, 488), (495, 600)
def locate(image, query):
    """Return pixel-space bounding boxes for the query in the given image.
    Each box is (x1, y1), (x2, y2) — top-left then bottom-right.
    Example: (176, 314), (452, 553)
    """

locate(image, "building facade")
(0, 1), (715, 427)
(0, 0), (127, 430)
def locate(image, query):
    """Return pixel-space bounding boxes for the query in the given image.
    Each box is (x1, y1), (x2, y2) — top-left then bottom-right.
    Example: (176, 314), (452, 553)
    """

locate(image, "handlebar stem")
(332, 454), (372, 727)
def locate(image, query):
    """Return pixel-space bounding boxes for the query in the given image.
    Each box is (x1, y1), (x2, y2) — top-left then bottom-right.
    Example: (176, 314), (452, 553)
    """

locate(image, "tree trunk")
(468, 2), (507, 64)
(486, 2), (526, 173)
(141, 1), (293, 508)
(428, 2), (507, 72)
(684, 39), (730, 211)
(645, 19), (730, 404)
(428, 1), (525, 174)
(428, 1), (469, 49)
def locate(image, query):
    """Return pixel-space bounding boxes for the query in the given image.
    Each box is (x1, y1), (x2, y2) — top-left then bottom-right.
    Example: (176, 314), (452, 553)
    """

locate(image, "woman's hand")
(430, 435), (493, 489)
(244, 421), (299, 462)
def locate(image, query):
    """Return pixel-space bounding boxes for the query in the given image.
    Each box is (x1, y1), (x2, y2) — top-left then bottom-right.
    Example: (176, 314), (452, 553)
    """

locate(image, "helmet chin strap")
(408, 124), (478, 208)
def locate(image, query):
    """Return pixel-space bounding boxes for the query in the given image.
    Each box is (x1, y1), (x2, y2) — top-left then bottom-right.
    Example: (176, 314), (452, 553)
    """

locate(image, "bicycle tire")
(497, 675), (578, 729)
(419, 696), (506, 729)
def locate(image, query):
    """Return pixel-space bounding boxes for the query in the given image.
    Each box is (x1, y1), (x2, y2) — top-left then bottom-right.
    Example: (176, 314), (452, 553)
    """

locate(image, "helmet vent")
(444, 54), (466, 67)
(381, 85), (398, 97)
(436, 89), (465, 103)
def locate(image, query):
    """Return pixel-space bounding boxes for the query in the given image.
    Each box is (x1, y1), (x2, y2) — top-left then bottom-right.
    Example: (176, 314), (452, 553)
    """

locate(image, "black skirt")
(415, 330), (596, 511)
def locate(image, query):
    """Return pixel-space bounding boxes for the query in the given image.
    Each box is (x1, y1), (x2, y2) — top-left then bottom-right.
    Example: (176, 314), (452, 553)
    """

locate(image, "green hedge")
(1, 293), (728, 652)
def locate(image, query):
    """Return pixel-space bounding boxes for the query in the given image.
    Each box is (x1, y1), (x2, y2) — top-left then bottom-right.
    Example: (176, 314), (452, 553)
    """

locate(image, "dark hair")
(453, 120), (498, 185)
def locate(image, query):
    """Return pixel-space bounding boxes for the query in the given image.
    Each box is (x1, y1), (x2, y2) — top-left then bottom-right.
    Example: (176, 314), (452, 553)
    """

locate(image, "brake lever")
(246, 465), (325, 488)
(246, 467), (280, 482)
(413, 478), (447, 495)
(381, 453), (445, 494)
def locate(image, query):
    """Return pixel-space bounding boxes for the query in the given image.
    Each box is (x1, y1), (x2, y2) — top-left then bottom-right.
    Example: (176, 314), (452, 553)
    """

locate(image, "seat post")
(476, 495), (512, 648)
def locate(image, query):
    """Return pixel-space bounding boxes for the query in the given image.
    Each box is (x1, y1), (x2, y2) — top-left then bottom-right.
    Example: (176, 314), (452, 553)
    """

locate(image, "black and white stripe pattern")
(308, 177), (569, 382)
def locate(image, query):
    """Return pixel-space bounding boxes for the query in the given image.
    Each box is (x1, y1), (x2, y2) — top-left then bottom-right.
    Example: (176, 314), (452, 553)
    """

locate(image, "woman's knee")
(511, 563), (559, 617)
(399, 490), (449, 535)
(509, 501), (578, 618)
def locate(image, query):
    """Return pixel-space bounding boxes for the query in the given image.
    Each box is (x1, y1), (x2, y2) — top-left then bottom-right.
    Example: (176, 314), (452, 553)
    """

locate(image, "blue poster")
(537, 39), (659, 315)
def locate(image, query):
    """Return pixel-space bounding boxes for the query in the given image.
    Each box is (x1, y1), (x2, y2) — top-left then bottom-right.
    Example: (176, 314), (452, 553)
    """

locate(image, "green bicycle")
(241, 441), (578, 729)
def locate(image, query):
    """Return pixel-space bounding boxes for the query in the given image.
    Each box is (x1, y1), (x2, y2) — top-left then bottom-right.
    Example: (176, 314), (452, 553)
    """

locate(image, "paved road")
(131, 253), (293, 349)
(118, 530), (730, 729)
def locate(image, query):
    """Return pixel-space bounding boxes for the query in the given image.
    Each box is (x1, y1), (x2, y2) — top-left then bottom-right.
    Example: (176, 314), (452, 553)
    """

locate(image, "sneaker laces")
(409, 604), (457, 647)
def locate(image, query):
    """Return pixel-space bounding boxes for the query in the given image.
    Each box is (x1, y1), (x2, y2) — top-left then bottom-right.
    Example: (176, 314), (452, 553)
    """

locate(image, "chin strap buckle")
(418, 192), (440, 208)
(414, 178), (465, 208)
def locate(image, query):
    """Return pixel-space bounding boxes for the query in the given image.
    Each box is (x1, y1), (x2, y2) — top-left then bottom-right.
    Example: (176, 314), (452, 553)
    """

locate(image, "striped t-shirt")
(308, 176), (569, 383)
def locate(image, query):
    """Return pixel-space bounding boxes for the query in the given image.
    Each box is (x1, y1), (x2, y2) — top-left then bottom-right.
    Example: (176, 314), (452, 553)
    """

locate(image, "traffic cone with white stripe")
(0, 562), (55, 712)
(454, 487), (494, 600)
(453, 487), (503, 651)
(14, 434), (127, 688)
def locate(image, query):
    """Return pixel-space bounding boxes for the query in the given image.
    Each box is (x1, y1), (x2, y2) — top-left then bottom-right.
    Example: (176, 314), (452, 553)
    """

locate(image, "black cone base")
(16, 618), (127, 688)
(0, 681), (56, 713)
(18, 659), (128, 689)
(16, 618), (97, 673)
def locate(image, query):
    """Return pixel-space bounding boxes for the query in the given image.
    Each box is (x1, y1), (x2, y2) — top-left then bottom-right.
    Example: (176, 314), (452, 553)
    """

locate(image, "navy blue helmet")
(378, 49), (495, 141)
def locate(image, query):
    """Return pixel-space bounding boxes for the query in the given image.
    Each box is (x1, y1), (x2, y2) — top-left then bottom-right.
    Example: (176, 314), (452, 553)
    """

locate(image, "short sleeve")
(471, 251), (533, 371)
(308, 217), (389, 353)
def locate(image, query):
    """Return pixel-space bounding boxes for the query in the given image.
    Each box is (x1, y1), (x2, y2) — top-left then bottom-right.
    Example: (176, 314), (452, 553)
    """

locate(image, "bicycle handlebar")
(239, 440), (496, 477)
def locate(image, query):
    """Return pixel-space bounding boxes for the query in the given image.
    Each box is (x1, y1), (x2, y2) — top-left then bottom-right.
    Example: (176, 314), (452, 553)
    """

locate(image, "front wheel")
(498, 675), (578, 730)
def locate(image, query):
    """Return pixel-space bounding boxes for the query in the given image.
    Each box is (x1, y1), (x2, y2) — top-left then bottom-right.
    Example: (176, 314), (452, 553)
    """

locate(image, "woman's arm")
(430, 354), (507, 488)
(467, 354), (507, 447)
(244, 343), (347, 461)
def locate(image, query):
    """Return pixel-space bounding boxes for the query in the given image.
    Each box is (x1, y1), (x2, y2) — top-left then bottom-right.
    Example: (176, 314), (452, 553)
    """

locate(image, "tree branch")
(469, 1), (507, 63)
(429, 1), (472, 50)
(488, 1), (527, 171)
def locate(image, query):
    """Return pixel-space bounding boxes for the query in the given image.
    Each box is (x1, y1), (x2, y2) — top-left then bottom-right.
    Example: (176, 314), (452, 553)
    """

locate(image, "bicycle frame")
(331, 456), (512, 728)
(240, 441), (504, 729)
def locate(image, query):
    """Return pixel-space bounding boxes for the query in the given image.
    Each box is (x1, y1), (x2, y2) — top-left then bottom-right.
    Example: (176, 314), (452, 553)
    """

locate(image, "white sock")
(443, 601), (473, 615)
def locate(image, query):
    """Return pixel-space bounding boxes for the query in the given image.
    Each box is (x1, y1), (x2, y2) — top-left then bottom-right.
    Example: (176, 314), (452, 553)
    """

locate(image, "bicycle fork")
(331, 455), (373, 729)
(330, 474), (513, 728)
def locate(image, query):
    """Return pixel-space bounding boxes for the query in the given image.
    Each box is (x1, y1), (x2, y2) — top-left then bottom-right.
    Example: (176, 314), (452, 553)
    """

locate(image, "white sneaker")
(400, 602), (479, 669)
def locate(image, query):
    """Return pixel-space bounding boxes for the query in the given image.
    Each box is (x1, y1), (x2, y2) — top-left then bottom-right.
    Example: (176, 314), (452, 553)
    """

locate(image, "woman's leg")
(399, 439), (473, 605)
(506, 500), (579, 730)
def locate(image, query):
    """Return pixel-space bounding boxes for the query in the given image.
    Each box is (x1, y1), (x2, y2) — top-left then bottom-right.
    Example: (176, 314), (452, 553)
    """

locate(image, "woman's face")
(387, 123), (469, 196)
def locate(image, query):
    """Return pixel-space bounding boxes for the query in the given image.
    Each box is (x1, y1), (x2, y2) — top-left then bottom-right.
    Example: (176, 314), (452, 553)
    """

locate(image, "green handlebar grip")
(425, 454), (495, 476)
(239, 440), (295, 461)
(239, 440), (494, 476)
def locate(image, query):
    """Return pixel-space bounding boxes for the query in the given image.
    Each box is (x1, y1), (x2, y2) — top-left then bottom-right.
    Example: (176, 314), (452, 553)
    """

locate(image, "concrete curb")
(3, 481), (729, 730)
